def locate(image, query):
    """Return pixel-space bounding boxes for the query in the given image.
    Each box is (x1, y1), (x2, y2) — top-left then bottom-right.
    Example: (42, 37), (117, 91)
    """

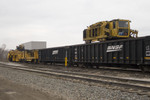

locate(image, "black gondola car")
(72, 36), (150, 65)
(39, 46), (71, 64)
(39, 36), (150, 71)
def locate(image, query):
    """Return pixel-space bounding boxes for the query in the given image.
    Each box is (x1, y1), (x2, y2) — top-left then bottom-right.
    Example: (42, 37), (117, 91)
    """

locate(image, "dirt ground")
(0, 76), (65, 100)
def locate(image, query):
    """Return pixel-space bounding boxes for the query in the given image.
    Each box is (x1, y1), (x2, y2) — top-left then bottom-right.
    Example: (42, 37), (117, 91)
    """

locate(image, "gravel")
(0, 66), (150, 100)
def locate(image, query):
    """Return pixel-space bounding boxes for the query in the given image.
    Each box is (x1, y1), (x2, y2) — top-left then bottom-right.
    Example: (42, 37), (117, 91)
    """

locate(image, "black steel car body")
(39, 36), (150, 70)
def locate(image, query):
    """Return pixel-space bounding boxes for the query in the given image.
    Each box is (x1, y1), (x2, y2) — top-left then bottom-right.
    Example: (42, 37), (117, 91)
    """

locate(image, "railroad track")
(26, 63), (142, 73)
(0, 62), (150, 96)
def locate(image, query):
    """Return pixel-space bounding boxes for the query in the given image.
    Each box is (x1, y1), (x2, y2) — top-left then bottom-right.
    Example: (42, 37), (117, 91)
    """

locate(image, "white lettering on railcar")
(52, 50), (58, 55)
(107, 45), (123, 52)
(146, 51), (150, 56)
(146, 45), (150, 56)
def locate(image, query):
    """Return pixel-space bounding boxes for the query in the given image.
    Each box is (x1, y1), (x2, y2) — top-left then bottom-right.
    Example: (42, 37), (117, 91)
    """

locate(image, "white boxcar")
(22, 41), (46, 50)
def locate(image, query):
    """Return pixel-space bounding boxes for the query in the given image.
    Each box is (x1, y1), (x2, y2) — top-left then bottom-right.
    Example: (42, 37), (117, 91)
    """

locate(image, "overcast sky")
(0, 0), (150, 49)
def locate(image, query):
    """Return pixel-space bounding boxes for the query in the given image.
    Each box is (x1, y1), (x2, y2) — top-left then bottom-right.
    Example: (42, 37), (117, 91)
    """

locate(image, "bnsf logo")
(107, 45), (123, 52)
(52, 50), (58, 55)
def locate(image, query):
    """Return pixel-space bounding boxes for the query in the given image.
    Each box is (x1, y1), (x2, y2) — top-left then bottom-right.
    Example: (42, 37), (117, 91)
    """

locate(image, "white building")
(21, 41), (46, 50)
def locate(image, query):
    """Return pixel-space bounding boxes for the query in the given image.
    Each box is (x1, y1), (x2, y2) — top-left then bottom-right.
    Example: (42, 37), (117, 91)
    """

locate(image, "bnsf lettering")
(107, 45), (123, 52)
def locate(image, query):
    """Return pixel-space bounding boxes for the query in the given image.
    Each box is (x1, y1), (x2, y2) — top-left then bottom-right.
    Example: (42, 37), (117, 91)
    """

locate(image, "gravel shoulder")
(0, 76), (64, 100)
(0, 63), (150, 100)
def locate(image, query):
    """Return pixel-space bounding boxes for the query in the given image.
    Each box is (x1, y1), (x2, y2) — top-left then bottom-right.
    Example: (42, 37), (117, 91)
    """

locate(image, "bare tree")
(0, 44), (7, 61)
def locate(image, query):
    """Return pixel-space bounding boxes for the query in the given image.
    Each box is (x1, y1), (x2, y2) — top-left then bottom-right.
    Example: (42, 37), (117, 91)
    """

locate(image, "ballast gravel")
(0, 66), (149, 100)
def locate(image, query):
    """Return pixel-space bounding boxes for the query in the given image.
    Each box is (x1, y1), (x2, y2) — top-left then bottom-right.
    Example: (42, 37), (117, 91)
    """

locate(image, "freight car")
(38, 46), (71, 65)
(39, 36), (150, 71)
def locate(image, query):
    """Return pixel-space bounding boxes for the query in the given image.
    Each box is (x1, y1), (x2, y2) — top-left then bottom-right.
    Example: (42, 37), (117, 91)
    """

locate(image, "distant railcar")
(38, 46), (71, 65)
